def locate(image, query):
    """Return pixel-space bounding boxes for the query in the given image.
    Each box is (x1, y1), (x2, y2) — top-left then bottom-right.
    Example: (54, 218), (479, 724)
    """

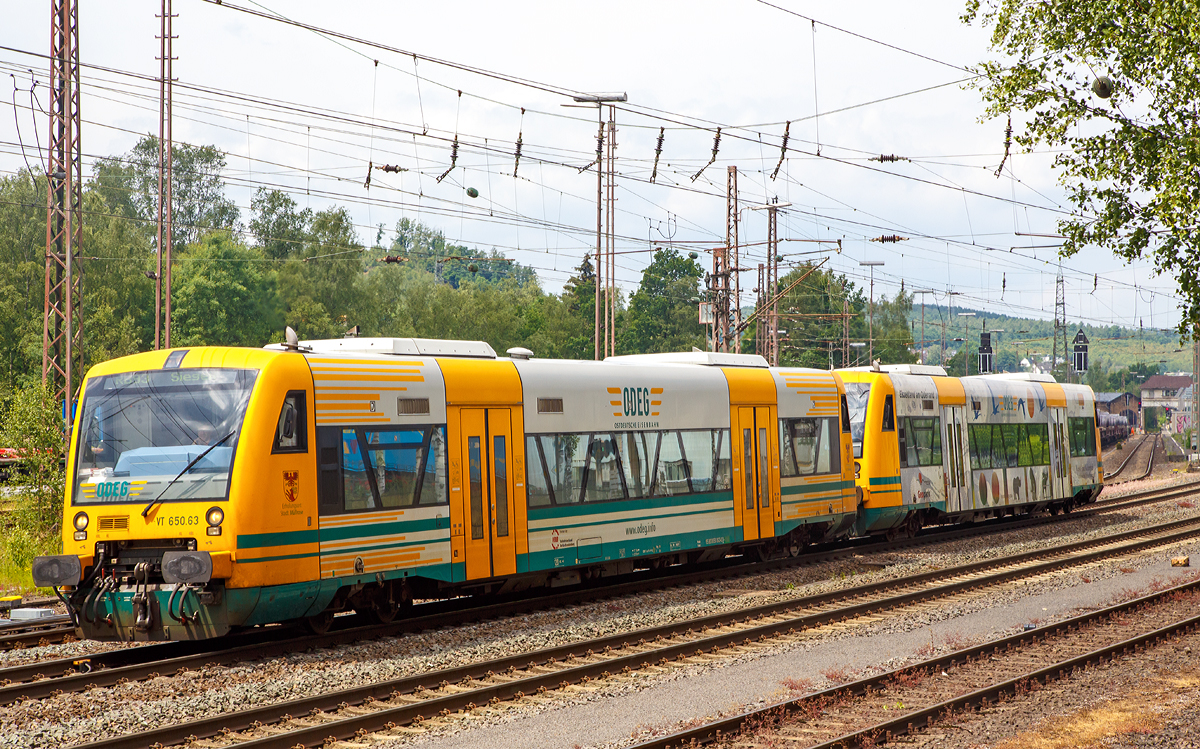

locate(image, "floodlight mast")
(570, 93), (627, 360)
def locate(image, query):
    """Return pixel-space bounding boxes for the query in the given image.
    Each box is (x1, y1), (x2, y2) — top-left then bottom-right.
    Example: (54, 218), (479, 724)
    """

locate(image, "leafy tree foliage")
(171, 232), (282, 346)
(0, 384), (68, 565)
(620, 249), (704, 354)
(249, 188), (311, 260)
(963, 0), (1200, 330)
(92, 135), (239, 252)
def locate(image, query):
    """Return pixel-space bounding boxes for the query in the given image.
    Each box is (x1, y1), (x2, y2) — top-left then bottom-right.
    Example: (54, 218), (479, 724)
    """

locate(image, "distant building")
(1141, 374), (1194, 432)
(1095, 391), (1140, 428)
(1177, 385), (1197, 434)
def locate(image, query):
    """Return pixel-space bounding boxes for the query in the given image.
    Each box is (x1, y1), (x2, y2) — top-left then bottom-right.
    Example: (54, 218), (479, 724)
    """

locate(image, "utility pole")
(572, 93), (626, 360)
(43, 0), (83, 427)
(958, 311), (976, 377)
(841, 278), (849, 367)
(604, 109), (617, 358)
(155, 0), (176, 349)
(755, 263), (765, 357)
(766, 203), (779, 365)
(712, 166), (737, 352)
(913, 290), (935, 364)
(1193, 324), (1199, 456)
(728, 166), (741, 353)
(1052, 266), (1067, 382)
(859, 260), (884, 364)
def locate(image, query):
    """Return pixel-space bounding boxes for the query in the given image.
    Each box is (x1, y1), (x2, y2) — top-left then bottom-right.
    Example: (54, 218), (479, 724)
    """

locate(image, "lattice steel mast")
(43, 0), (83, 424)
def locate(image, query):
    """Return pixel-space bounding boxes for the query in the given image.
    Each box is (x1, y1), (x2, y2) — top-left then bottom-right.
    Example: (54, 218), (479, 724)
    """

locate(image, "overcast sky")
(0, 0), (1184, 338)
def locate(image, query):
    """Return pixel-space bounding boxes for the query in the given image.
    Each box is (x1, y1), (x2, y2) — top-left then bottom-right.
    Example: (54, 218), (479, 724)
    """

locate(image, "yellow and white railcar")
(34, 339), (855, 641)
(839, 365), (1101, 539)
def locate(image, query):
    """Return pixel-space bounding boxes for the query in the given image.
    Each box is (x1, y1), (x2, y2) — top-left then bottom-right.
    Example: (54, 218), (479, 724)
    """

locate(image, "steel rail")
(70, 515), (1200, 749)
(6, 476), (1195, 682)
(1106, 433), (1154, 480)
(636, 578), (1200, 749)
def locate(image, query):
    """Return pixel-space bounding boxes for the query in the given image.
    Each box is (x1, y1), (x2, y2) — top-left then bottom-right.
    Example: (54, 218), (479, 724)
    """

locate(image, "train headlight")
(73, 511), (89, 531)
(854, 461), (861, 479)
(205, 506), (224, 536)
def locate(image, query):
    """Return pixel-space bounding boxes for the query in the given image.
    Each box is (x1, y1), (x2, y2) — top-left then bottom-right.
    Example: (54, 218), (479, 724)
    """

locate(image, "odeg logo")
(623, 387), (654, 417)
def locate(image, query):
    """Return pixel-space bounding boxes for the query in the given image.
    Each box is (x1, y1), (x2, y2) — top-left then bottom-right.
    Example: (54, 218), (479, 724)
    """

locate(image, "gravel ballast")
(1, 479), (1198, 749)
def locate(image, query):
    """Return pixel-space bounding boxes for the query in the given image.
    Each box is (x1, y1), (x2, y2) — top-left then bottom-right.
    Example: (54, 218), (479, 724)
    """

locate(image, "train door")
(942, 405), (968, 512)
(734, 406), (777, 542)
(1048, 407), (1070, 499)
(458, 408), (517, 580)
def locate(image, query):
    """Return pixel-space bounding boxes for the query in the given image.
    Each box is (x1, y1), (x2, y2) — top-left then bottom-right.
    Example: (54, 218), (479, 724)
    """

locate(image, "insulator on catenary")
(650, 127), (665, 184)
(771, 121), (790, 181)
(870, 154), (909, 163)
(870, 235), (908, 243)
(436, 137), (459, 184)
(374, 164), (408, 173)
(691, 127), (721, 183)
(513, 132), (523, 179)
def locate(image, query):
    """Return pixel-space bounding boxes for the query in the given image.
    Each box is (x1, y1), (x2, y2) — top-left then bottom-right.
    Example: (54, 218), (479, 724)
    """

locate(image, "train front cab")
(33, 346), (321, 641)
(840, 369), (915, 537)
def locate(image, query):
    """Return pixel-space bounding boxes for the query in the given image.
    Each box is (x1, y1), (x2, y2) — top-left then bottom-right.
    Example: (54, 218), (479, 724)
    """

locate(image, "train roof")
(269, 336), (499, 359)
(840, 364), (948, 376)
(605, 351), (769, 368)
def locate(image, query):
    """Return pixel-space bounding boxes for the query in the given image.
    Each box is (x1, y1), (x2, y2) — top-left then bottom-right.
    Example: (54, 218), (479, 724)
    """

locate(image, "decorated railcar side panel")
(516, 360), (738, 569)
(961, 377), (1055, 511)
(890, 374), (947, 515)
(1062, 383), (1101, 494)
(309, 355), (454, 585)
(771, 368), (855, 540)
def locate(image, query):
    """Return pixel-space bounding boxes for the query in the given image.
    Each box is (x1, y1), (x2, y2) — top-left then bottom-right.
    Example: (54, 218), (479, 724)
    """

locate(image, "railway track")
(4, 474), (1196, 674)
(636, 572), (1200, 748)
(66, 511), (1200, 749)
(1106, 433), (1159, 482)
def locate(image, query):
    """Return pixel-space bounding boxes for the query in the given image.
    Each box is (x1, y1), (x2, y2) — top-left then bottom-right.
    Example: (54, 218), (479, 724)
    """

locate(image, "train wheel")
(362, 598), (401, 625)
(302, 610), (334, 635)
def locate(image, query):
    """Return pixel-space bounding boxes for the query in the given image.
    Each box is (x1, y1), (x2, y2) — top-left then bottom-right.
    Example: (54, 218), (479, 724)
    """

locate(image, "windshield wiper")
(141, 431), (235, 518)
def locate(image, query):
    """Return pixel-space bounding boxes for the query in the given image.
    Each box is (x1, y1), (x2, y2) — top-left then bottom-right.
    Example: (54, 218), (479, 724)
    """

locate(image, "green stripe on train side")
(868, 475), (901, 486)
(315, 516), (446, 542)
(525, 526), (740, 572)
(527, 491), (735, 521)
(236, 529), (318, 549)
(781, 479), (854, 496)
(533, 505), (730, 533)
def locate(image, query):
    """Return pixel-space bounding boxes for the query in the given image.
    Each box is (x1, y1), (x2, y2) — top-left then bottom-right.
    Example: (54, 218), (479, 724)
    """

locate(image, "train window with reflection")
(969, 424), (991, 469)
(618, 431), (658, 499)
(903, 417), (942, 467)
(843, 383), (871, 458)
(340, 425), (448, 512)
(653, 432), (691, 497)
(1068, 417), (1097, 457)
(273, 391), (308, 453)
(73, 368), (257, 506)
(582, 434), (625, 503)
(779, 418), (840, 476)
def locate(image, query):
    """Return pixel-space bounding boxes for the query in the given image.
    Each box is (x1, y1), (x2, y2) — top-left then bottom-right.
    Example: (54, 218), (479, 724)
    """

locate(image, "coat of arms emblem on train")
(283, 471), (299, 504)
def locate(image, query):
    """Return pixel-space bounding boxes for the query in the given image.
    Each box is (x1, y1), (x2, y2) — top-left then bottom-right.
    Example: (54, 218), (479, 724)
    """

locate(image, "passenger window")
(273, 391), (308, 453)
(881, 395), (895, 432)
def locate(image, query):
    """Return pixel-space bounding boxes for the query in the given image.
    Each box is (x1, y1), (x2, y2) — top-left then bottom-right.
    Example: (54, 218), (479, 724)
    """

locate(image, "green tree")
(92, 135), (240, 252)
(620, 249), (704, 354)
(0, 384), (67, 586)
(170, 232), (282, 346)
(388, 218), (539, 288)
(766, 264), (866, 368)
(963, 0), (1200, 330)
(249, 188), (311, 260)
(277, 206), (363, 338)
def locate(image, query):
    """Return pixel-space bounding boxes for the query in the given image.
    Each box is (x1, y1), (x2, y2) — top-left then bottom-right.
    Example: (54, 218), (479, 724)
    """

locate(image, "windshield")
(72, 368), (258, 505)
(844, 382), (871, 459)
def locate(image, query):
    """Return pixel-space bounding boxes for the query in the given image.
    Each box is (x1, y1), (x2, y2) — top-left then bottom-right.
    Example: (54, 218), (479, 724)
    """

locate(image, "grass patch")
(994, 668), (1200, 749)
(994, 703), (1161, 749)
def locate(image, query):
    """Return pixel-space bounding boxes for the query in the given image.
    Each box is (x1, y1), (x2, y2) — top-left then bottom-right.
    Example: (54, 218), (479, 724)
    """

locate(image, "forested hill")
(909, 304), (1186, 380)
(0, 135), (1180, 400)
